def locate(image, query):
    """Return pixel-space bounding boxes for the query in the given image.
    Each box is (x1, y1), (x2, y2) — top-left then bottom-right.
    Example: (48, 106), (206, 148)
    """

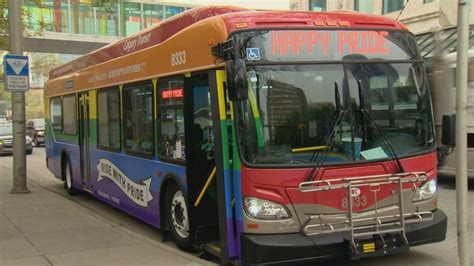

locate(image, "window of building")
(62, 95), (77, 135)
(23, 0), (69, 33)
(355, 0), (374, 14)
(309, 0), (326, 11)
(50, 97), (62, 131)
(122, 2), (142, 36)
(165, 6), (185, 19)
(144, 4), (164, 28)
(382, 0), (404, 14)
(96, 5), (119, 37)
(71, 0), (94, 35)
(98, 89), (121, 150)
(423, 0), (433, 3)
(158, 77), (185, 161)
(468, 133), (474, 148)
(123, 82), (154, 155)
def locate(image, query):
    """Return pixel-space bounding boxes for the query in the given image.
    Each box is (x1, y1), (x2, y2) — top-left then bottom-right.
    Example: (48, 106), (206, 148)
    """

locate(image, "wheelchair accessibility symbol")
(246, 48), (261, 60)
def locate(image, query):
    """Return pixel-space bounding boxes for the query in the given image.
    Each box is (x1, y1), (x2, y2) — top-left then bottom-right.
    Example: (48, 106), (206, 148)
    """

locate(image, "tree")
(0, 0), (8, 50)
(0, 82), (12, 115)
(0, 0), (48, 51)
(25, 53), (62, 119)
(30, 53), (61, 80)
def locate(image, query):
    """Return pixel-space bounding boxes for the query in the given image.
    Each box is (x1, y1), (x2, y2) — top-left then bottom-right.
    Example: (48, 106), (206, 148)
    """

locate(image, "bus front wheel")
(63, 160), (80, 196)
(165, 185), (192, 250)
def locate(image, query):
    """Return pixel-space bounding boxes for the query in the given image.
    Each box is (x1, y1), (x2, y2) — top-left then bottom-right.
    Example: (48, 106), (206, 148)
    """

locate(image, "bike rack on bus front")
(298, 172), (434, 253)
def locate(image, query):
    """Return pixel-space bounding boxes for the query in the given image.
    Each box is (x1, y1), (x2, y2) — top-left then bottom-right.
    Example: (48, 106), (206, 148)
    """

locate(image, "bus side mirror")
(226, 59), (248, 101)
(441, 114), (455, 146)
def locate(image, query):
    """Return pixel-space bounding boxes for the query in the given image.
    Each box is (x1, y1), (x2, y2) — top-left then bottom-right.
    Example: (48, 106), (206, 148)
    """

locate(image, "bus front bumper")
(241, 209), (447, 265)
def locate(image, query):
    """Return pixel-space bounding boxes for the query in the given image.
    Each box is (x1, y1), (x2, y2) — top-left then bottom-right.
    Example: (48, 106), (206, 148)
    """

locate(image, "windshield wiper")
(357, 80), (405, 173)
(305, 82), (346, 181)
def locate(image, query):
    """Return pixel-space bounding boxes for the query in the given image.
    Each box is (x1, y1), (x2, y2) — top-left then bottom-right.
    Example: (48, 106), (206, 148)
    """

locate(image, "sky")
(170, 0), (290, 10)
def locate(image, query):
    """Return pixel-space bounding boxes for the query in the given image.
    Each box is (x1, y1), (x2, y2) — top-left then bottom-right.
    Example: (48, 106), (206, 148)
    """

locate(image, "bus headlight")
(244, 197), (291, 220)
(413, 180), (437, 202)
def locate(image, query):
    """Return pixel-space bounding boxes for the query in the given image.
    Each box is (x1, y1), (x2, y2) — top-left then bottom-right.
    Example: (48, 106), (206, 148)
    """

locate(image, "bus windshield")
(234, 30), (435, 165)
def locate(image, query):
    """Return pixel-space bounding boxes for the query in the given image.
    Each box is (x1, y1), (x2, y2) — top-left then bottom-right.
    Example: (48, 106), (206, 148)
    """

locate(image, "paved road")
(1, 148), (473, 265)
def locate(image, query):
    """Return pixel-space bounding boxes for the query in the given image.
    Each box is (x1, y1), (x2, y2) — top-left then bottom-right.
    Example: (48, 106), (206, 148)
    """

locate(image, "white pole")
(455, 0), (470, 265)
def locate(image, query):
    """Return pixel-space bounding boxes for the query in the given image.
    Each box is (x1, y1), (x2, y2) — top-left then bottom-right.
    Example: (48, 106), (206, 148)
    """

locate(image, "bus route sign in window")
(242, 30), (419, 62)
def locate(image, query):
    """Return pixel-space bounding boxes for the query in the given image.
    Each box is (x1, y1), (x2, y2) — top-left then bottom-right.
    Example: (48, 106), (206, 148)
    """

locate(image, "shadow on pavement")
(438, 173), (474, 190)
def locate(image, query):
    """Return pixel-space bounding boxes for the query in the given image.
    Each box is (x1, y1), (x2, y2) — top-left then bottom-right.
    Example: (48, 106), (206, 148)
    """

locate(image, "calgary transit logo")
(350, 187), (361, 198)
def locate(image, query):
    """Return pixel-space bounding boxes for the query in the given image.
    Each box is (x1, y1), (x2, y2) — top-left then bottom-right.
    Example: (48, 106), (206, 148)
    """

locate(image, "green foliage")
(26, 89), (43, 119)
(0, 82), (12, 115)
(92, 0), (118, 11)
(0, 0), (48, 51)
(31, 53), (61, 79)
(0, 0), (8, 50)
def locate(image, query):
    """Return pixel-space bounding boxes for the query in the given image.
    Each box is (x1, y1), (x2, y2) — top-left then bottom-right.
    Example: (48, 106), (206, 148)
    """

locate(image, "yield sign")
(6, 58), (28, 75)
(3, 54), (29, 91)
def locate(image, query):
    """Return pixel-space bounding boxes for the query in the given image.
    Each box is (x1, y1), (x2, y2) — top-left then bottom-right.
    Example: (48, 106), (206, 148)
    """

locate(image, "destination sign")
(162, 88), (183, 99)
(243, 30), (418, 62)
(272, 31), (389, 56)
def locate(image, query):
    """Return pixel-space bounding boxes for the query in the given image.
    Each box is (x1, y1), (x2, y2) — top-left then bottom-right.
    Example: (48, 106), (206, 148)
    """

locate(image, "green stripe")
(231, 120), (241, 171)
(248, 89), (264, 148)
(220, 120), (230, 170)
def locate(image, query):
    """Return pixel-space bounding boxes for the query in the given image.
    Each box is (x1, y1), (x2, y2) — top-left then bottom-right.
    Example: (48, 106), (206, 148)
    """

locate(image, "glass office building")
(22, 0), (194, 37)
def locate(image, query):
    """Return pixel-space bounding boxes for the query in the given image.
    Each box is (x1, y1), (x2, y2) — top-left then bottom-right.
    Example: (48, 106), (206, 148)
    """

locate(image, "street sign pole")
(8, 0), (29, 194)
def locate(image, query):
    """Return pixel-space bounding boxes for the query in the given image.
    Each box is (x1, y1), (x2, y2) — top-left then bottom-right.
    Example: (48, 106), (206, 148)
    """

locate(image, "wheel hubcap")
(171, 190), (189, 238)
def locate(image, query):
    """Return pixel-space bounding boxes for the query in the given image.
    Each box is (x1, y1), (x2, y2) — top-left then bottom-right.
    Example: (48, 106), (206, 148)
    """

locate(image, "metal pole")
(455, 0), (470, 265)
(8, 0), (29, 194)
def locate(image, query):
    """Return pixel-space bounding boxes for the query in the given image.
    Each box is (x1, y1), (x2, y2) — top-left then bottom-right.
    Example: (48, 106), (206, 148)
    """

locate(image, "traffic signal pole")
(455, 0), (470, 265)
(8, 0), (29, 194)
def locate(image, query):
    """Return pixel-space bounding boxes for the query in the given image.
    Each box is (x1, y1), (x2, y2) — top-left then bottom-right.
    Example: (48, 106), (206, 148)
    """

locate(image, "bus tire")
(165, 184), (192, 251)
(63, 159), (80, 196)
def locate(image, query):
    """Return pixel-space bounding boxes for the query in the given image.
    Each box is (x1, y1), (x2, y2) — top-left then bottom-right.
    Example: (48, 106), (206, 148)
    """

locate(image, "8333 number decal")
(171, 51), (186, 66)
(341, 195), (368, 209)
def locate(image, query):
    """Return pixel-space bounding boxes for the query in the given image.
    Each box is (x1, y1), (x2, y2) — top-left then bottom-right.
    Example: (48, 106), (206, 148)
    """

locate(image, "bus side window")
(97, 88), (121, 151)
(50, 97), (62, 131)
(122, 82), (154, 155)
(157, 77), (186, 161)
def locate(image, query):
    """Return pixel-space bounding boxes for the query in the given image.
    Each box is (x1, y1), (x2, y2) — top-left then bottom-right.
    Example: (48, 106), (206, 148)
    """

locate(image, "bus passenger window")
(62, 95), (77, 135)
(158, 78), (185, 161)
(123, 83), (154, 155)
(98, 89), (120, 150)
(50, 97), (62, 131)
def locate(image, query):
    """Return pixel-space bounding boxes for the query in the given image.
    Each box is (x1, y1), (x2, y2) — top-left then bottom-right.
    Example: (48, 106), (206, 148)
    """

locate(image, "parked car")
(26, 118), (45, 147)
(0, 123), (33, 155)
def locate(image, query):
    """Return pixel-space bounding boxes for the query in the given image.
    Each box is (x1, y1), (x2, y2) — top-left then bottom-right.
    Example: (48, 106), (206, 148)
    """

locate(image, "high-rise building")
(265, 80), (308, 141)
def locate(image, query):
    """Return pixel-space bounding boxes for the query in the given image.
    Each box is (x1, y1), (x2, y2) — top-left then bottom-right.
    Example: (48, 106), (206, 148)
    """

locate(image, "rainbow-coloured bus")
(45, 6), (447, 264)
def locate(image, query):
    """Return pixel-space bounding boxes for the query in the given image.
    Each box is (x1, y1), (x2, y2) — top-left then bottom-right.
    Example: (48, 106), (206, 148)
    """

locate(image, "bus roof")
(48, 6), (408, 81)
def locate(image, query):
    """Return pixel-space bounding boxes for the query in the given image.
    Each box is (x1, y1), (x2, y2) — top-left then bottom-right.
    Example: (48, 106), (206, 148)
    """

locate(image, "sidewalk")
(0, 166), (209, 265)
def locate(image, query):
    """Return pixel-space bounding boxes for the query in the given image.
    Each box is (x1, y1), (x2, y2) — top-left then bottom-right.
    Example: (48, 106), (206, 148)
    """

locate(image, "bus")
(431, 50), (474, 178)
(44, 6), (447, 265)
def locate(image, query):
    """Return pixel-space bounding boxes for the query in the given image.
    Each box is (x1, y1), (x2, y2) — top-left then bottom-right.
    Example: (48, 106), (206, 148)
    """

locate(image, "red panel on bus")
(240, 152), (436, 207)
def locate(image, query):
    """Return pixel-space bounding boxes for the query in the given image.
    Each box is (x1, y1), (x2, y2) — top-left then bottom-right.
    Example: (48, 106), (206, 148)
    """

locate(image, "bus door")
(78, 93), (91, 188)
(184, 72), (219, 242)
